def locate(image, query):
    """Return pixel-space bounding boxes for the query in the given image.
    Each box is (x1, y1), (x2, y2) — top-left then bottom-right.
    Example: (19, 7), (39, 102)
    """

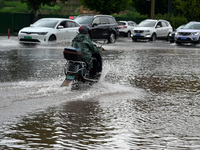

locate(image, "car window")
(33, 19), (59, 28)
(74, 16), (94, 26)
(139, 21), (156, 27)
(161, 22), (167, 27)
(93, 17), (101, 25)
(184, 23), (200, 29)
(108, 17), (116, 24)
(156, 22), (162, 28)
(191, 24), (200, 29)
(59, 21), (67, 28)
(100, 17), (108, 24)
(165, 22), (169, 26)
(118, 22), (126, 25)
(66, 21), (78, 28)
(128, 22), (134, 26)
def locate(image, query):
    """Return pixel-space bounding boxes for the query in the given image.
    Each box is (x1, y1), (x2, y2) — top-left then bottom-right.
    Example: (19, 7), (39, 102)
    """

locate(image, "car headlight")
(192, 32), (199, 36)
(175, 32), (179, 35)
(144, 30), (150, 32)
(37, 32), (48, 35)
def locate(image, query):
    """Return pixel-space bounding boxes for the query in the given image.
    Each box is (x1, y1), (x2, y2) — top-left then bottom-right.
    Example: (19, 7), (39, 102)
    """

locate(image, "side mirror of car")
(156, 25), (161, 28)
(58, 26), (64, 29)
(92, 23), (98, 27)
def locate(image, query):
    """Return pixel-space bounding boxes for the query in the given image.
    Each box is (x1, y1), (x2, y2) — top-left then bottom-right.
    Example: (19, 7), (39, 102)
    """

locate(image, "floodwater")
(1, 37), (200, 149)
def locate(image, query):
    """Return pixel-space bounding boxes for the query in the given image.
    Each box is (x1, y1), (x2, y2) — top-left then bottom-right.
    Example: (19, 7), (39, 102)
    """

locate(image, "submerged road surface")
(1, 36), (200, 149)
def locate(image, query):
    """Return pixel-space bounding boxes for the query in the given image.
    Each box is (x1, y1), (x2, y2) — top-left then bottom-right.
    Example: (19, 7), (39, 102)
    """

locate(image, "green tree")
(20, 0), (57, 19)
(132, 0), (170, 17)
(79, 0), (132, 14)
(174, 0), (200, 21)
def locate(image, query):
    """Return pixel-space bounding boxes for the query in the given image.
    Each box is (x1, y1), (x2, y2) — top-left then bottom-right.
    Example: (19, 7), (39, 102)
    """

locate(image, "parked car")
(175, 21), (200, 45)
(169, 25), (185, 43)
(131, 19), (173, 42)
(117, 21), (137, 37)
(18, 18), (80, 45)
(74, 15), (119, 43)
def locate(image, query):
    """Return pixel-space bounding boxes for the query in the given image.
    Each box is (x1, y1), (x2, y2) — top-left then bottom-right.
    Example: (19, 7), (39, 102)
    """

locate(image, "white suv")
(131, 19), (173, 41)
(118, 21), (137, 37)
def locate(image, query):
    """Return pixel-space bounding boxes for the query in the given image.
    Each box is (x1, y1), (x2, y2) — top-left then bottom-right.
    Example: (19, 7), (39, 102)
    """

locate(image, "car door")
(90, 17), (101, 39)
(98, 17), (110, 39)
(90, 17), (109, 39)
(65, 21), (79, 39)
(161, 21), (170, 37)
(155, 21), (163, 37)
(56, 21), (70, 41)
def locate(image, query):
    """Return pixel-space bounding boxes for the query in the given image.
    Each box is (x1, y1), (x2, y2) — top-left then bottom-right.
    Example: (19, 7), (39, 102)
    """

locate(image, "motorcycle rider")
(71, 25), (101, 77)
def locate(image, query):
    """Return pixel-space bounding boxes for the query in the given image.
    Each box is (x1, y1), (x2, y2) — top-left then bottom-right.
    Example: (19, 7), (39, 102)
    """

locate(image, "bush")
(0, 1), (29, 13)
(155, 13), (188, 29)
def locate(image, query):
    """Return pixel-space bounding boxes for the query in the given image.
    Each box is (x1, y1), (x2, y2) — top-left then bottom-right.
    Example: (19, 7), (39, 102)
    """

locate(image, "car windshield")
(74, 16), (94, 26)
(183, 23), (200, 30)
(176, 25), (184, 30)
(32, 19), (59, 28)
(138, 21), (156, 27)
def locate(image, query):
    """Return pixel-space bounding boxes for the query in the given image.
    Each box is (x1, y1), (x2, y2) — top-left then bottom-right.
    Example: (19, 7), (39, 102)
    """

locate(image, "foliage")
(113, 6), (147, 24)
(79, 0), (132, 14)
(173, 0), (200, 21)
(155, 13), (188, 29)
(0, 0), (4, 9)
(132, 0), (169, 17)
(0, 1), (29, 13)
(20, 0), (57, 18)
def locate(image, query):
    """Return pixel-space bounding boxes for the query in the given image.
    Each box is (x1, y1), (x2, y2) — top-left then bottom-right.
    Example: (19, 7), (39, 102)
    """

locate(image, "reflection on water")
(1, 94), (200, 149)
(1, 44), (200, 149)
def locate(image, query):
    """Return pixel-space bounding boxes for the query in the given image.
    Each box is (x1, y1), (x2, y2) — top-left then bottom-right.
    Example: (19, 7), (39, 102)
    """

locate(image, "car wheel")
(108, 33), (116, 43)
(127, 31), (131, 37)
(48, 35), (56, 42)
(150, 33), (156, 41)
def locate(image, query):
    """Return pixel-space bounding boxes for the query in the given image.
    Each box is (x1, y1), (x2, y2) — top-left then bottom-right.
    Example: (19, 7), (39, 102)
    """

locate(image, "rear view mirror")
(58, 26), (64, 29)
(92, 23), (98, 27)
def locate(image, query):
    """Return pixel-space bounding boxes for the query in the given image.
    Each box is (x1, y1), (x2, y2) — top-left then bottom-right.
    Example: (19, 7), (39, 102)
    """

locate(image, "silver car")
(118, 21), (137, 37)
(18, 18), (80, 45)
(131, 19), (173, 41)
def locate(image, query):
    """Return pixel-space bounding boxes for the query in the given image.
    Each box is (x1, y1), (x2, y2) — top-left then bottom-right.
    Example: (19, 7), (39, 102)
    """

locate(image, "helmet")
(79, 25), (89, 34)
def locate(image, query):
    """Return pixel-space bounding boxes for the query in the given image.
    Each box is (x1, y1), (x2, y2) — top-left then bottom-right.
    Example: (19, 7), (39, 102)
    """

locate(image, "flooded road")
(1, 36), (200, 149)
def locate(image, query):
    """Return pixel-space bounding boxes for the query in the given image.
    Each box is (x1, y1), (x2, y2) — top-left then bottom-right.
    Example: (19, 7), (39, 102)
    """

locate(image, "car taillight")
(69, 16), (74, 19)
(123, 26), (127, 28)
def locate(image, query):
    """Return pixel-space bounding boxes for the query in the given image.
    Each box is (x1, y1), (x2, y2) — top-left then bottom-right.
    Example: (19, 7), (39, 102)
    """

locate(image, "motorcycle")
(61, 45), (103, 89)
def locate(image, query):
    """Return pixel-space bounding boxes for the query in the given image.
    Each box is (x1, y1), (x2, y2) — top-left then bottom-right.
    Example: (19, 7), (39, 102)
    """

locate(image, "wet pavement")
(1, 36), (200, 149)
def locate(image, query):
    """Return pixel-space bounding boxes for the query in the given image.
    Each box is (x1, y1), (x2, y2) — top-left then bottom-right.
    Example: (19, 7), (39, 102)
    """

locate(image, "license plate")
(136, 34), (141, 36)
(66, 75), (75, 80)
(180, 37), (187, 40)
(24, 36), (32, 39)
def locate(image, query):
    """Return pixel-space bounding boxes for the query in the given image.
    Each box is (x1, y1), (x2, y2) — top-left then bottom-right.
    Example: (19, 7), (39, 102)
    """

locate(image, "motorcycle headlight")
(38, 32), (48, 35)
(192, 32), (199, 36)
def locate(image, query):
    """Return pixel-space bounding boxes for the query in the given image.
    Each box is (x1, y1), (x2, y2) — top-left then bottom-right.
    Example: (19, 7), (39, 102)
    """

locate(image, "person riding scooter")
(71, 25), (101, 77)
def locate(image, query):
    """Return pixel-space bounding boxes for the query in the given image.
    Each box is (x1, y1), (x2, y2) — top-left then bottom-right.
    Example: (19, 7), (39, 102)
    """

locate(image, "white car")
(18, 18), (80, 45)
(131, 19), (173, 41)
(118, 21), (137, 37)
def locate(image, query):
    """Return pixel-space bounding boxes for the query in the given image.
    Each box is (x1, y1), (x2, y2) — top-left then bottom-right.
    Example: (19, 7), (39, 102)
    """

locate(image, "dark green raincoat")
(71, 34), (100, 69)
